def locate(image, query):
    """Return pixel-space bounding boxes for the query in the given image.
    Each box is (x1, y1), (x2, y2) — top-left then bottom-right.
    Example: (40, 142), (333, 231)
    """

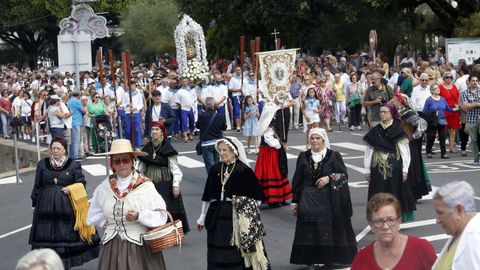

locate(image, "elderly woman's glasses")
(112, 157), (131, 165)
(370, 217), (399, 228)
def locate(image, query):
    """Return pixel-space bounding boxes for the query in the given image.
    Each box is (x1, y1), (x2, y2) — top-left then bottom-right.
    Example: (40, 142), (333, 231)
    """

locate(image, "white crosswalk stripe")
(177, 156), (206, 168)
(83, 164), (112, 176)
(330, 142), (366, 152)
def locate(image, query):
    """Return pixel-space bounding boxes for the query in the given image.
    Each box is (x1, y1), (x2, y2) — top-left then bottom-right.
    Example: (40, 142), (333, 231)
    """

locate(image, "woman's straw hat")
(100, 139), (147, 156)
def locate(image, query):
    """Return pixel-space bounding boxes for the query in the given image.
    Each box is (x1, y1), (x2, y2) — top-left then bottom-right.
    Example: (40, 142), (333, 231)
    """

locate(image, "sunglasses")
(444, 76), (453, 79)
(112, 157), (132, 165)
(95, 96), (100, 98)
(421, 79), (429, 82)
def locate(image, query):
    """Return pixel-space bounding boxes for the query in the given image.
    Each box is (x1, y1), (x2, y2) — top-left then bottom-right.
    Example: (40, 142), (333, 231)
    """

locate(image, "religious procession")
(2, 1), (480, 270)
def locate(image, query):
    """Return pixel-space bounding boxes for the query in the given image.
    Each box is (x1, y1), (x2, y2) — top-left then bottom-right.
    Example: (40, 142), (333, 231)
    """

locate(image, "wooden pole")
(251, 39), (257, 103)
(250, 39), (256, 72)
(255, 37), (261, 104)
(125, 50), (135, 147)
(97, 50), (105, 97)
(109, 49), (117, 103)
(109, 49), (123, 139)
(276, 38), (281, 50)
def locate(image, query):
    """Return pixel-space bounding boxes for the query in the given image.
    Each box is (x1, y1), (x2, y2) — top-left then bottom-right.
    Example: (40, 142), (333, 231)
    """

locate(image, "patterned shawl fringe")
(231, 197), (269, 270)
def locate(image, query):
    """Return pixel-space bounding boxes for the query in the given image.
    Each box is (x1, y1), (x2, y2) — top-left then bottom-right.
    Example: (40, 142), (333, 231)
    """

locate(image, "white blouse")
(363, 120), (411, 174)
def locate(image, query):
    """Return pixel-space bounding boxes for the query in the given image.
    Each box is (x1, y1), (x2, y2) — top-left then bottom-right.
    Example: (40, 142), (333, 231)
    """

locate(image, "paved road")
(1, 127), (479, 270)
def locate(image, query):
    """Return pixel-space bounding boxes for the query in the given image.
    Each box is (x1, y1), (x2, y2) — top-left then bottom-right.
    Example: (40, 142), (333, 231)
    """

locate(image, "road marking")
(343, 155), (364, 160)
(178, 150), (197, 155)
(286, 153), (297, 159)
(351, 133), (364, 136)
(0, 176), (18, 185)
(331, 142), (366, 152)
(400, 219), (436, 229)
(355, 225), (371, 242)
(419, 186), (439, 201)
(85, 156), (106, 160)
(0, 225), (31, 240)
(83, 164), (111, 176)
(348, 181), (369, 188)
(177, 156), (205, 168)
(422, 234), (449, 242)
(345, 163), (368, 174)
(289, 145), (307, 151)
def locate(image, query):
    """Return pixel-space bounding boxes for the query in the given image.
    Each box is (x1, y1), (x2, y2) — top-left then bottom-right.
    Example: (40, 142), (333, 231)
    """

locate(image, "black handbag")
(196, 112), (217, 155)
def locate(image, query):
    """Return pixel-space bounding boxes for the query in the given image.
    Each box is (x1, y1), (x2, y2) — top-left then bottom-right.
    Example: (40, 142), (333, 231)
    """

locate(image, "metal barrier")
(35, 121), (48, 162)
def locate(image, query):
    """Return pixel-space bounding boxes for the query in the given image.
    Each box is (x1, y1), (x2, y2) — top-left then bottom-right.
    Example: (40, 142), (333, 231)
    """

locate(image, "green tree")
(0, 0), (129, 68)
(120, 0), (179, 60)
(175, 0), (480, 59)
(454, 12), (480, 37)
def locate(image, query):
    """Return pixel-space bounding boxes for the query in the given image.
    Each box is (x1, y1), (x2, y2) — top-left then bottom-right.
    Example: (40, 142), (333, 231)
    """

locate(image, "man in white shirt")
(411, 73), (432, 115)
(455, 65), (469, 93)
(157, 78), (171, 103)
(445, 62), (457, 81)
(61, 94), (73, 147)
(175, 77), (196, 142)
(228, 67), (244, 131)
(30, 74), (42, 95)
(63, 72), (75, 86)
(203, 73), (228, 116)
(242, 71), (257, 99)
(122, 85), (144, 150)
(400, 51), (416, 66)
(82, 72), (95, 88)
(166, 82), (181, 139)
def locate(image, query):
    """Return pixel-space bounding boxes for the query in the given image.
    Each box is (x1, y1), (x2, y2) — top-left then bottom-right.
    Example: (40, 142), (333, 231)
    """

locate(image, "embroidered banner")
(257, 49), (298, 103)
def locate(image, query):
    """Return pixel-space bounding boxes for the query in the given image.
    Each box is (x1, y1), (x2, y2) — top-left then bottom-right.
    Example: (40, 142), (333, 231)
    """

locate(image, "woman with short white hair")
(16, 248), (64, 270)
(432, 181), (480, 269)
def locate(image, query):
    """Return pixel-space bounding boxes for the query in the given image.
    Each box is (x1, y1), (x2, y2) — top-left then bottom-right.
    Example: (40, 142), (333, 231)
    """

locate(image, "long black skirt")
(408, 138), (431, 200)
(29, 185), (100, 269)
(145, 165), (190, 234)
(290, 186), (357, 265)
(368, 155), (417, 213)
(205, 201), (251, 270)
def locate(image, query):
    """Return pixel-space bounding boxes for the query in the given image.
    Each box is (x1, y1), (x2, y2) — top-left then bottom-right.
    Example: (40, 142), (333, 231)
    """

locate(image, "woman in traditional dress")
(30, 137), (99, 269)
(392, 93), (431, 204)
(87, 139), (168, 269)
(138, 121), (190, 234)
(290, 128), (357, 269)
(254, 102), (293, 207)
(363, 103), (416, 222)
(197, 137), (270, 270)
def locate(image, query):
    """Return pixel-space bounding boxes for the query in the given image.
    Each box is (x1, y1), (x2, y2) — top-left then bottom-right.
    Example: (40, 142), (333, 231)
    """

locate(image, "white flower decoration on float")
(175, 15), (208, 75)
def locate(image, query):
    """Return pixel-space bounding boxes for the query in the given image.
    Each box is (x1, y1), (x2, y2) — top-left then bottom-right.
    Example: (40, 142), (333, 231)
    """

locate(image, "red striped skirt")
(254, 145), (292, 204)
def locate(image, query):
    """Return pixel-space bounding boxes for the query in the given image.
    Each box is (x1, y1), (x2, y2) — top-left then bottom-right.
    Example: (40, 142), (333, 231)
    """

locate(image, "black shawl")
(138, 141), (178, 167)
(202, 160), (265, 202)
(363, 121), (407, 154)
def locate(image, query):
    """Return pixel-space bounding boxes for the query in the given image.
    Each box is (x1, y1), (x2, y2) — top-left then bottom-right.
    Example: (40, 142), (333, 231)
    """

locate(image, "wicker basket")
(143, 209), (185, 253)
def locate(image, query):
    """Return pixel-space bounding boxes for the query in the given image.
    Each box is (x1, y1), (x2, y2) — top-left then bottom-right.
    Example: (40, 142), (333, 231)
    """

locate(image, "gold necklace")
(151, 141), (162, 159)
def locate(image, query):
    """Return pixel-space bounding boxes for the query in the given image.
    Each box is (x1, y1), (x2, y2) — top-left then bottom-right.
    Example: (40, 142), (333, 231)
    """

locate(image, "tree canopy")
(0, 0), (130, 68)
(175, 0), (480, 59)
(120, 0), (179, 60)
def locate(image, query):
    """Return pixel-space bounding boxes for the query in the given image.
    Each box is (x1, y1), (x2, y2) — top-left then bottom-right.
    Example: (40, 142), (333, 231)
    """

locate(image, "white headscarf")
(308, 128), (330, 149)
(215, 136), (250, 167)
(256, 102), (278, 136)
